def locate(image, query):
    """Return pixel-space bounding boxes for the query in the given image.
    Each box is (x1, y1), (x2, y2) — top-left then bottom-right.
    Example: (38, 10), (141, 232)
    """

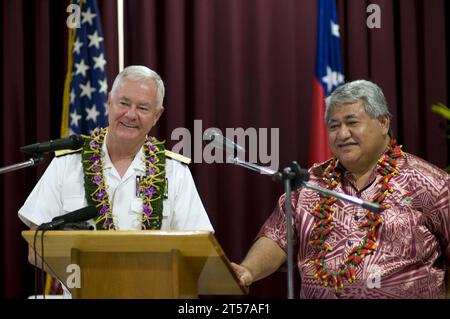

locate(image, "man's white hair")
(325, 80), (391, 124)
(111, 65), (165, 107)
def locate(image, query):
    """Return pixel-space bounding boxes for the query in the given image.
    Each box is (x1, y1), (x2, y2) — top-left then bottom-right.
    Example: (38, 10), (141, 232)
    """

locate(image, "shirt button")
(354, 215), (359, 221)
(347, 240), (352, 246)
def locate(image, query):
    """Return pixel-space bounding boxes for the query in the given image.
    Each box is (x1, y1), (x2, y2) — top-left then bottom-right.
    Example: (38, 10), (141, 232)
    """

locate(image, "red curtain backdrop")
(1, 0), (448, 298)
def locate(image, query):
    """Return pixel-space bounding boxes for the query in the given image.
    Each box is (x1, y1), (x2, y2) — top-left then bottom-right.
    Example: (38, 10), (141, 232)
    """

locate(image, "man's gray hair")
(325, 80), (391, 124)
(111, 65), (165, 107)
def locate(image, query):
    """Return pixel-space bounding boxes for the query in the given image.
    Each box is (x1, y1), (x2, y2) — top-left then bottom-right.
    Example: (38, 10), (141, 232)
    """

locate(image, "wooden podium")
(22, 230), (246, 299)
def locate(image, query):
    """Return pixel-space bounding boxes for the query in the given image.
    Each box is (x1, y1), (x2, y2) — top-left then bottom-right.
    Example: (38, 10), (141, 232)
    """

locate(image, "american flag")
(308, 0), (345, 166)
(61, 0), (108, 136)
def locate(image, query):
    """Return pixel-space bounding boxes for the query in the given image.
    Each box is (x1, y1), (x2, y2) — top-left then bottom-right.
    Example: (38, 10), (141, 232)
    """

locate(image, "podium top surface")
(22, 230), (222, 257)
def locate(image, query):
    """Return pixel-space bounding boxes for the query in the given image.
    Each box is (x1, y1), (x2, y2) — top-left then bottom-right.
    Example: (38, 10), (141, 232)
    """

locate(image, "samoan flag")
(308, 0), (345, 166)
(61, 0), (108, 137)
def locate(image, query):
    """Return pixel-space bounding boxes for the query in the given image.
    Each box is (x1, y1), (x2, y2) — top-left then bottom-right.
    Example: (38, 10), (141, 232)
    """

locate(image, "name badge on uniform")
(136, 175), (145, 197)
(136, 176), (169, 199)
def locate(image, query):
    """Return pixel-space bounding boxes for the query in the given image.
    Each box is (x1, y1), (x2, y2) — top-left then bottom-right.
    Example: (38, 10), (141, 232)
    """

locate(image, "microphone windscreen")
(70, 135), (85, 149)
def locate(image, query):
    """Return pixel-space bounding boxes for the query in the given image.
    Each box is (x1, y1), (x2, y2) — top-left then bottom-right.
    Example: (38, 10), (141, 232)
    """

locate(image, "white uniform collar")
(102, 131), (146, 175)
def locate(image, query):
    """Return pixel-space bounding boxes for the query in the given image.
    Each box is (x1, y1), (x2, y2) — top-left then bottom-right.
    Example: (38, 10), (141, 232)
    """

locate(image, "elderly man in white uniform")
(19, 65), (213, 261)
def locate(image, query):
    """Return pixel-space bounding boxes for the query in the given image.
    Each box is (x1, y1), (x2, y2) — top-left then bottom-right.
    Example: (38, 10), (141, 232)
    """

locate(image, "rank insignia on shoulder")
(54, 148), (83, 157)
(164, 150), (191, 165)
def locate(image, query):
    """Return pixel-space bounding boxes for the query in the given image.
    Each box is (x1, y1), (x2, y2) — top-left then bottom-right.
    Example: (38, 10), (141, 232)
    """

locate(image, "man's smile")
(120, 122), (138, 129)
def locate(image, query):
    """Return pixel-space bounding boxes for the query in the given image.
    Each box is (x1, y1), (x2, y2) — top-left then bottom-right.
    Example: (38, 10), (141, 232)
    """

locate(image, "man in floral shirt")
(232, 80), (449, 298)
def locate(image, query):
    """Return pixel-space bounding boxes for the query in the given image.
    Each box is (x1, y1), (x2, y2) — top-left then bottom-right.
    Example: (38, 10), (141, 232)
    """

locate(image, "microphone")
(20, 135), (84, 155)
(203, 128), (245, 155)
(37, 206), (98, 230)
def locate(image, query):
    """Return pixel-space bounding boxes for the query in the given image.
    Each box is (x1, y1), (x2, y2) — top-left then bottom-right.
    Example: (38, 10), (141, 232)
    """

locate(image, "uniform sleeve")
(170, 161), (214, 232)
(18, 157), (65, 227)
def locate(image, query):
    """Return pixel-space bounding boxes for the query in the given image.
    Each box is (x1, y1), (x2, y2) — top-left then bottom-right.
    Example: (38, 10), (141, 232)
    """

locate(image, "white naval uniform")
(18, 141), (214, 232)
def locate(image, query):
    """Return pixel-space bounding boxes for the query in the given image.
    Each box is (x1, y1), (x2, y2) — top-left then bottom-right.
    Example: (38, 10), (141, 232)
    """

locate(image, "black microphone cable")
(32, 227), (47, 300)
(40, 228), (47, 300)
(32, 227), (49, 300)
(33, 228), (39, 300)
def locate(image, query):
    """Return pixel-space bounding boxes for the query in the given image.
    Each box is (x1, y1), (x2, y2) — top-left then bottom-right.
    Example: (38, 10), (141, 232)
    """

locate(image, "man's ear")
(153, 106), (165, 126)
(107, 93), (112, 110)
(378, 115), (390, 135)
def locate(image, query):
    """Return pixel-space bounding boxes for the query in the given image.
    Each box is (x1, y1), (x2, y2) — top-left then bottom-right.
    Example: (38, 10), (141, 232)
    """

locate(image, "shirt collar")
(335, 159), (378, 192)
(101, 132), (146, 174)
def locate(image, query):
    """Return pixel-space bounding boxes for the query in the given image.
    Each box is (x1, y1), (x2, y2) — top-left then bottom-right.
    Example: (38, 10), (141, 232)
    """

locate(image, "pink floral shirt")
(258, 153), (450, 298)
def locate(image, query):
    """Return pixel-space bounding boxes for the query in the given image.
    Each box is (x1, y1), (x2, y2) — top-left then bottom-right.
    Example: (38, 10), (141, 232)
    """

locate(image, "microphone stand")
(229, 155), (380, 299)
(0, 156), (45, 175)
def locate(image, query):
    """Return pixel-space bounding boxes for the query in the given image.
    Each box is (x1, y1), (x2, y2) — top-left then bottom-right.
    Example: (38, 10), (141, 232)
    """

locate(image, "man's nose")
(125, 106), (137, 119)
(336, 125), (351, 139)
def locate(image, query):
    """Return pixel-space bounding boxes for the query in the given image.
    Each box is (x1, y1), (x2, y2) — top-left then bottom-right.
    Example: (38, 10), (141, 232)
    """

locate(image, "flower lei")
(309, 139), (404, 291)
(81, 127), (166, 230)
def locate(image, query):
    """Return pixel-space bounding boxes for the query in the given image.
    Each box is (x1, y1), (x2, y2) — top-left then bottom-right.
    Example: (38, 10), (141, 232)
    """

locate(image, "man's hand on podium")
(230, 262), (253, 288)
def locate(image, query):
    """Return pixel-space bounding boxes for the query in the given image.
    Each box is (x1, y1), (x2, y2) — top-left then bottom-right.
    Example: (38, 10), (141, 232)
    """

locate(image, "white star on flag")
(88, 30), (103, 49)
(74, 59), (89, 77)
(93, 53), (107, 71)
(70, 110), (82, 127)
(98, 79), (108, 94)
(79, 81), (96, 99)
(322, 66), (344, 93)
(331, 21), (340, 37)
(73, 37), (83, 55)
(81, 7), (96, 26)
(70, 89), (76, 104)
(86, 104), (100, 122)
